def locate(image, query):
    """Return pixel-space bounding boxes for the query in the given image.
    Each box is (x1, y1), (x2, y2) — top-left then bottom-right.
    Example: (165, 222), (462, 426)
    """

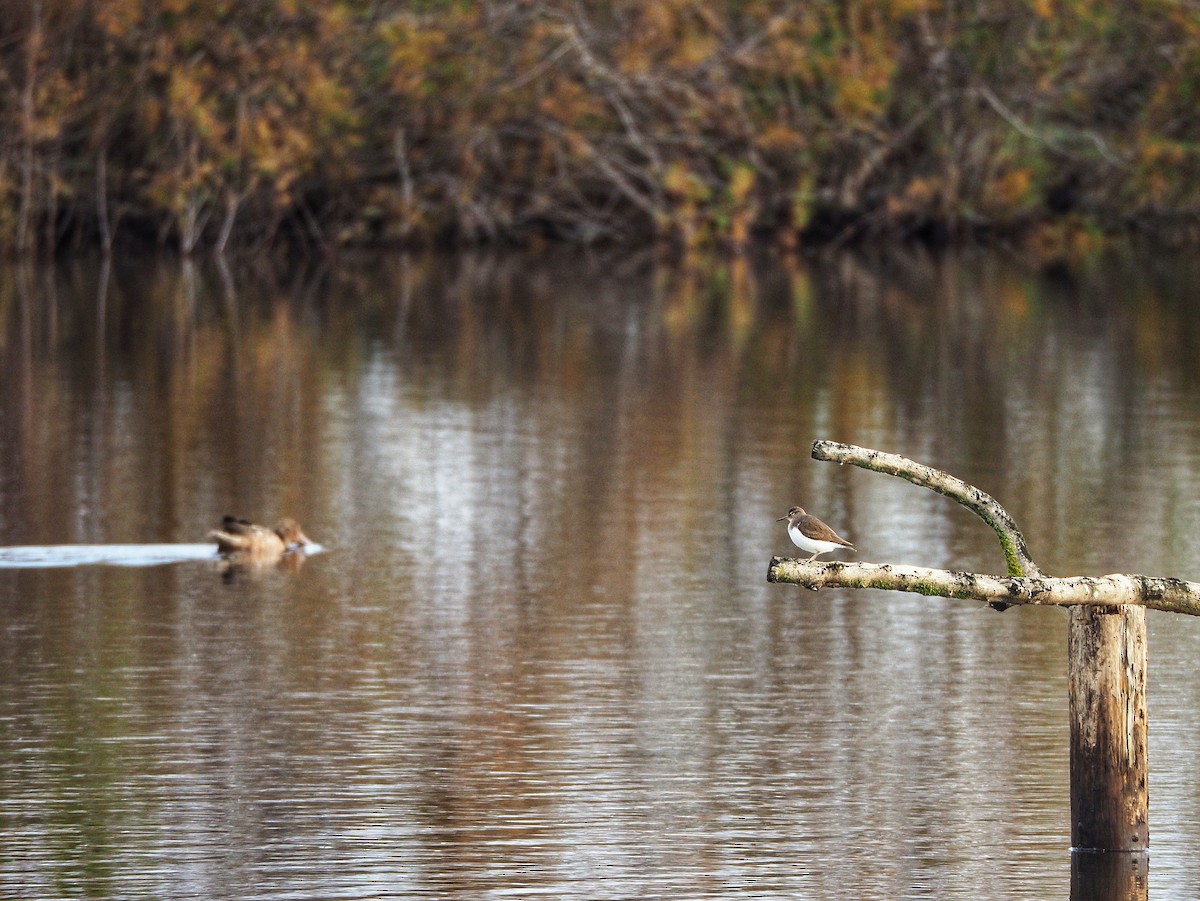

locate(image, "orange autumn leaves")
(1, 0), (1198, 253)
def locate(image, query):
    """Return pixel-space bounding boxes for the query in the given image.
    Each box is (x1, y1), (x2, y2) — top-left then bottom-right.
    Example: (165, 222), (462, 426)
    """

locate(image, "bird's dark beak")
(776, 514), (787, 521)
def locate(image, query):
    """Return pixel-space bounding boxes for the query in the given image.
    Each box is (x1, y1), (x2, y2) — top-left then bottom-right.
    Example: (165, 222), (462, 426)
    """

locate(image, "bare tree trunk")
(395, 127), (414, 241)
(96, 146), (112, 256)
(17, 0), (43, 253)
(43, 147), (59, 252)
(215, 191), (241, 255)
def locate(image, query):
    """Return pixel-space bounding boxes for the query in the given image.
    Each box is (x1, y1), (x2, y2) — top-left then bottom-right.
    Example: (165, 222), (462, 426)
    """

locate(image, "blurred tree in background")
(2, 0), (1198, 254)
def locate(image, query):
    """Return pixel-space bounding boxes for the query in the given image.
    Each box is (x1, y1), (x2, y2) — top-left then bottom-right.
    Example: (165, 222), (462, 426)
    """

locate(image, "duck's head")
(274, 518), (311, 550)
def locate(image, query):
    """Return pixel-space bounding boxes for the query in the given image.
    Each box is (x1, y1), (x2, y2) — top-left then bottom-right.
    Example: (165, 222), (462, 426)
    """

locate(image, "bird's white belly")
(788, 524), (845, 555)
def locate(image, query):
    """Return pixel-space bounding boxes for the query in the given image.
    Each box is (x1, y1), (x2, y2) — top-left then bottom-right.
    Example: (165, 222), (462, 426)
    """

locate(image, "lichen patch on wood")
(768, 558), (1200, 616)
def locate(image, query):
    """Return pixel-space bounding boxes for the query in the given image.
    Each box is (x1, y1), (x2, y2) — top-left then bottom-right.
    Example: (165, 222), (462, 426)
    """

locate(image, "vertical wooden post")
(1067, 605), (1148, 852)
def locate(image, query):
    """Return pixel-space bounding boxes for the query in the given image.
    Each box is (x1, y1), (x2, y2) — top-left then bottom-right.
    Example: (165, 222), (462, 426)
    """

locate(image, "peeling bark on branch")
(767, 558), (1200, 617)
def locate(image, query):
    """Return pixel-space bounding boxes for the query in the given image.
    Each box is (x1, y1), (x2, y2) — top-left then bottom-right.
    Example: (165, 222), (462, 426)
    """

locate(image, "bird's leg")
(806, 550), (821, 562)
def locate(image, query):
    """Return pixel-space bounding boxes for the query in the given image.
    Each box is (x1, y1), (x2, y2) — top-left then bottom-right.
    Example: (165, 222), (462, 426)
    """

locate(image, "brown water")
(1, 249), (1198, 899)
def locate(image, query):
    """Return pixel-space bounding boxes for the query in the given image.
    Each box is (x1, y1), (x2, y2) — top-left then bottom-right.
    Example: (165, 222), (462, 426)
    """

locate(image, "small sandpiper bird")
(777, 505), (854, 562)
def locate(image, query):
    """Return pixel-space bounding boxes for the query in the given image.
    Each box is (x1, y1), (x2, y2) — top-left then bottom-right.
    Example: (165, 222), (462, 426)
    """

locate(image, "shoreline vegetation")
(4, 2), (1200, 257)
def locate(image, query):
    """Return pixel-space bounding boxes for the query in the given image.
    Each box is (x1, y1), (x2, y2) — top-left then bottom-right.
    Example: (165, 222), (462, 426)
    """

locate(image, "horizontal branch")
(768, 558), (1200, 617)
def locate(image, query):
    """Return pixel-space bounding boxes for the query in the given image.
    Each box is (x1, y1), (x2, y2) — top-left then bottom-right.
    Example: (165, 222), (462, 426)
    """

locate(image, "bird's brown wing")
(798, 514), (854, 548)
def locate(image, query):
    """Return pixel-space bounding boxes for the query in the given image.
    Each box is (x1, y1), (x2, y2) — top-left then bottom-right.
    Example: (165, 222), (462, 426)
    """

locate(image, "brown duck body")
(209, 516), (311, 556)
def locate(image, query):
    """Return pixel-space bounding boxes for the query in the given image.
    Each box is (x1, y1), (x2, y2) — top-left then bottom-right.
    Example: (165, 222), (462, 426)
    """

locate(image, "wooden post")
(1067, 605), (1148, 852)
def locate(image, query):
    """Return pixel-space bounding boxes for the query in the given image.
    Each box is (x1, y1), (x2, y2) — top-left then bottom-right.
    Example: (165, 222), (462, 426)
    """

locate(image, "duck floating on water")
(209, 516), (312, 556)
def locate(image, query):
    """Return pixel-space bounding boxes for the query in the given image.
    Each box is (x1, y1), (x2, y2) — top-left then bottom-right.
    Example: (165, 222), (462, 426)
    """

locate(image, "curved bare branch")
(811, 440), (1040, 578)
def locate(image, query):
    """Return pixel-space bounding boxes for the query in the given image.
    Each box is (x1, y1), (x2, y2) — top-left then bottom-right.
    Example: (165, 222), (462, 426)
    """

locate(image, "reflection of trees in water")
(2, 251), (1199, 898)
(2, 251), (1200, 575)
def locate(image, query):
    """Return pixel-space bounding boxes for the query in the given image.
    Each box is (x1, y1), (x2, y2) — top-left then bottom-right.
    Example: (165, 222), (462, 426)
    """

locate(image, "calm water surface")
(1, 249), (1199, 899)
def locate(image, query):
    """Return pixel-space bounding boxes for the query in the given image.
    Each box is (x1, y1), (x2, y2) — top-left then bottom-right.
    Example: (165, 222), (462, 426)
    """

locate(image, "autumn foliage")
(2, 0), (1199, 254)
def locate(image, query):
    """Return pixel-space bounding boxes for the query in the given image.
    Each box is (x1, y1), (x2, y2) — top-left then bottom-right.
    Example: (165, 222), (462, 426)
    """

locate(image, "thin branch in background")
(974, 82), (1127, 167)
